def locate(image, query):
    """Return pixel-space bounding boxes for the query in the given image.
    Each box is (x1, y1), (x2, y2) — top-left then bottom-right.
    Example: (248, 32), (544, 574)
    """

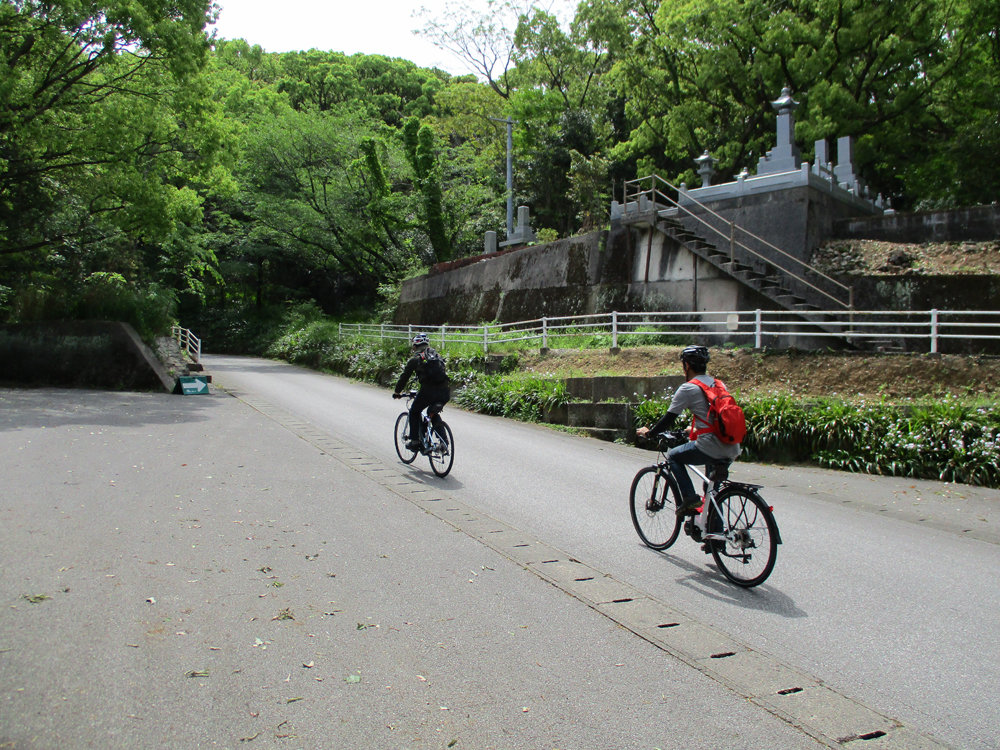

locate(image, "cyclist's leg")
(667, 441), (712, 513)
(427, 386), (450, 441)
(410, 390), (432, 444)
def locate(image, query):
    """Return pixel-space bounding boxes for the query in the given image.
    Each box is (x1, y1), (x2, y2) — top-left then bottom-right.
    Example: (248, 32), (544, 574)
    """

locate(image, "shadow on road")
(0, 387), (223, 432)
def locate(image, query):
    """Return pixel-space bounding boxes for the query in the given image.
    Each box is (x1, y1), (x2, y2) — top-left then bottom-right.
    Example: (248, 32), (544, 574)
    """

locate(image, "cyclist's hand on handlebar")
(392, 392), (402, 399)
(659, 429), (688, 446)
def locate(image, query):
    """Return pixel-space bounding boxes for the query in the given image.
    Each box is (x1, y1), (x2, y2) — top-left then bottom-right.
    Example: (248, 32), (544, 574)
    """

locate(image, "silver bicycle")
(629, 431), (781, 587)
(393, 390), (454, 477)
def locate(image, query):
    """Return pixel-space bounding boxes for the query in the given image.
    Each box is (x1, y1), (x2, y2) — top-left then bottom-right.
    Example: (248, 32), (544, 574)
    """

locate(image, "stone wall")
(847, 274), (1000, 311)
(395, 222), (778, 325)
(834, 205), (1000, 243)
(396, 201), (999, 331)
(396, 228), (633, 324)
(680, 182), (879, 265)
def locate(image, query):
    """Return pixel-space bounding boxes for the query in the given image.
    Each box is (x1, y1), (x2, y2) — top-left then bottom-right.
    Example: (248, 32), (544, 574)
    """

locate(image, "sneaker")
(405, 440), (420, 451)
(676, 495), (703, 516)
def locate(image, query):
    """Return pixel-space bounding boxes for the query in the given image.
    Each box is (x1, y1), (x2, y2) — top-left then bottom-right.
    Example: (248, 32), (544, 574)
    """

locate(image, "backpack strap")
(687, 377), (719, 439)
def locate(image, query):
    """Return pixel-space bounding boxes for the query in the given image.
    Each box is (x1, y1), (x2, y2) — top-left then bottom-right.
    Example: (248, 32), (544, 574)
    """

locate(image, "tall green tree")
(0, 0), (225, 322)
(575, 0), (994, 207)
(236, 106), (419, 306)
(403, 117), (452, 262)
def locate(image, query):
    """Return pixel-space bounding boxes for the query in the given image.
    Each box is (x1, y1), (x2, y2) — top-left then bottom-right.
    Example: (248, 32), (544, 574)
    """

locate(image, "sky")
(208, 0), (576, 76)
(209, 0), (495, 75)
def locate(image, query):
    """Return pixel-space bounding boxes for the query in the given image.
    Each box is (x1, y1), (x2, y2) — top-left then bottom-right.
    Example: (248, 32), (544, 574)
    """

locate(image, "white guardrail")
(171, 325), (201, 363)
(339, 310), (1000, 355)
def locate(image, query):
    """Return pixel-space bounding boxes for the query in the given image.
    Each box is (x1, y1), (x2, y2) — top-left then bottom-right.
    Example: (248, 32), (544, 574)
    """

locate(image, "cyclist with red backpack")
(393, 333), (451, 452)
(635, 345), (744, 515)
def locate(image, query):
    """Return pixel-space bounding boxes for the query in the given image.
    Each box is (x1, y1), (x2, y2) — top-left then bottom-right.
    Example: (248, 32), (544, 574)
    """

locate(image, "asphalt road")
(2, 357), (998, 749)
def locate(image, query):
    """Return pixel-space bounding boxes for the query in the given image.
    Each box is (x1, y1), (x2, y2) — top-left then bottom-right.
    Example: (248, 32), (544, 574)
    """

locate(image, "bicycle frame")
(400, 390), (440, 450)
(666, 455), (777, 545)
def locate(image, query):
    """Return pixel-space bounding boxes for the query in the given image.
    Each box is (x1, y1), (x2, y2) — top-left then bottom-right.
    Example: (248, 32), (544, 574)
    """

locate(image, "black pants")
(409, 385), (450, 443)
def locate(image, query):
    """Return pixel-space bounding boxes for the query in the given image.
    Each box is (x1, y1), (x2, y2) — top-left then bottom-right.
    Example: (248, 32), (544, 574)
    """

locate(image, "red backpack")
(689, 378), (747, 445)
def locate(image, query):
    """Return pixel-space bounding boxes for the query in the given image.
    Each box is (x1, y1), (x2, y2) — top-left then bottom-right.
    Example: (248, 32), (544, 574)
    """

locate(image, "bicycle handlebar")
(657, 430), (688, 449)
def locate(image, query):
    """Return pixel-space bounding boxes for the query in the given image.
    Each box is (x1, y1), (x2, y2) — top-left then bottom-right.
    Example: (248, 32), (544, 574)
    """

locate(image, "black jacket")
(395, 347), (449, 393)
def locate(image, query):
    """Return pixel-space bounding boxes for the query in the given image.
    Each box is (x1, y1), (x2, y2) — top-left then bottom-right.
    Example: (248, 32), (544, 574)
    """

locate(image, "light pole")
(490, 116), (517, 239)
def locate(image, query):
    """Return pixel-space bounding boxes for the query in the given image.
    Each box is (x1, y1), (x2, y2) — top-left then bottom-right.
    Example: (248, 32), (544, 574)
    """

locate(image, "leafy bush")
(633, 392), (1000, 487)
(6, 273), (177, 342)
(745, 395), (1000, 487)
(453, 374), (569, 421)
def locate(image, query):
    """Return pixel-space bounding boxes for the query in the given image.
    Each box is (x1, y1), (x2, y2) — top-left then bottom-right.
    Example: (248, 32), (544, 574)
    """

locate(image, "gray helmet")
(411, 332), (429, 348)
(680, 345), (710, 367)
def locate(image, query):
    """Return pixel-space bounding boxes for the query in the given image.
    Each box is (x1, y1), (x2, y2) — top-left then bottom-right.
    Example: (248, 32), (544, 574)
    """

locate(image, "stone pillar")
(813, 138), (832, 179)
(834, 136), (857, 190)
(756, 87), (801, 175)
(498, 205), (536, 247)
(516, 205), (532, 236)
(484, 231), (497, 255)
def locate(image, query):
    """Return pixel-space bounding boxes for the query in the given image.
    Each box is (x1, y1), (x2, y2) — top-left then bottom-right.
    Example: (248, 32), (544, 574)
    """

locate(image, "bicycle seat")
(707, 462), (730, 482)
(426, 401), (445, 416)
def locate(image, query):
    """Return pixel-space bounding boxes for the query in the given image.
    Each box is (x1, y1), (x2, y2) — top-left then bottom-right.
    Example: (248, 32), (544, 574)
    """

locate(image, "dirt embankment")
(517, 346), (999, 400)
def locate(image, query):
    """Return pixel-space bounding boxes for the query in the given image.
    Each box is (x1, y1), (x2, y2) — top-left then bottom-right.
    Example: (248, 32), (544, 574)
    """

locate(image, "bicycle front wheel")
(629, 466), (682, 550)
(709, 486), (778, 587)
(427, 421), (454, 477)
(394, 413), (417, 464)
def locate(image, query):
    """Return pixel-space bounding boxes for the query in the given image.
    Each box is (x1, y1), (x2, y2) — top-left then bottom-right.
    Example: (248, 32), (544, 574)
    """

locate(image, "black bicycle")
(629, 431), (780, 587)
(393, 390), (454, 477)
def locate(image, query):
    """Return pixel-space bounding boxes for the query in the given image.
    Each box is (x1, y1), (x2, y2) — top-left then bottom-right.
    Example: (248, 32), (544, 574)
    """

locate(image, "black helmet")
(680, 345), (710, 367)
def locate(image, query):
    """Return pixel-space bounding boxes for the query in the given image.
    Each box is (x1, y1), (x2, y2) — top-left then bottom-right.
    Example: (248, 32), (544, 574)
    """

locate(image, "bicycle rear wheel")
(427, 421), (454, 477)
(394, 413), (417, 464)
(708, 486), (778, 587)
(629, 466), (682, 550)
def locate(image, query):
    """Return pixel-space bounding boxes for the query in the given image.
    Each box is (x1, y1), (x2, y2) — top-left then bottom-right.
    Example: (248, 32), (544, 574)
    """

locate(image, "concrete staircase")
(660, 215), (825, 313)
(544, 375), (685, 442)
(651, 214), (877, 347)
(154, 336), (212, 394)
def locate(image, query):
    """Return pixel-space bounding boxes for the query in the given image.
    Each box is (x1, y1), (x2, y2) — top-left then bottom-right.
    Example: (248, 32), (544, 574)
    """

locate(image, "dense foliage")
(2, 0), (998, 334)
(636, 392), (1000, 487)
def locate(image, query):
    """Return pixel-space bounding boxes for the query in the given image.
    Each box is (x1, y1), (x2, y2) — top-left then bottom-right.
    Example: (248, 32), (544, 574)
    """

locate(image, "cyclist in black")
(636, 345), (741, 515)
(393, 333), (450, 452)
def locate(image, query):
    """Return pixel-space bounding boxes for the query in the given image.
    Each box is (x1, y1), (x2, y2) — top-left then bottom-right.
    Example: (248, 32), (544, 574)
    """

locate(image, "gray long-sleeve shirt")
(650, 375), (742, 461)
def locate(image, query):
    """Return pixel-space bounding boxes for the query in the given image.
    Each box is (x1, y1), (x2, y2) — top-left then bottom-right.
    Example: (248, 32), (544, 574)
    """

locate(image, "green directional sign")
(177, 376), (210, 395)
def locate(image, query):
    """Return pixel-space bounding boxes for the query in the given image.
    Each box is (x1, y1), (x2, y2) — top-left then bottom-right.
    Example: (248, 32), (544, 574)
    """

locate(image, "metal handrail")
(171, 325), (201, 363)
(623, 174), (854, 310)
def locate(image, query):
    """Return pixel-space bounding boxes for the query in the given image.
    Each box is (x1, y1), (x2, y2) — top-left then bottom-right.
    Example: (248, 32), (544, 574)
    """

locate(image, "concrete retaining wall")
(396, 222), (776, 326)
(565, 376), (684, 402)
(834, 205), (1000, 243)
(395, 230), (632, 324)
(847, 275), (1000, 312)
